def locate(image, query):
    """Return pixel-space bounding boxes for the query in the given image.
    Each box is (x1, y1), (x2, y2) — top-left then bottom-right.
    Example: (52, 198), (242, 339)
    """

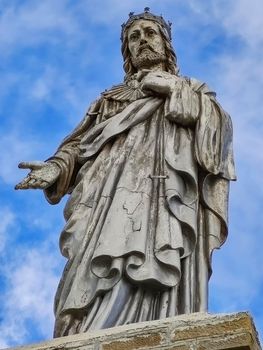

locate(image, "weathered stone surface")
(4, 312), (261, 350)
(15, 9), (236, 337)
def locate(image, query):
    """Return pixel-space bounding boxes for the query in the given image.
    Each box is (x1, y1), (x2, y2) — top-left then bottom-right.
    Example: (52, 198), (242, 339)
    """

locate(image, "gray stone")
(15, 9), (236, 336)
(5, 313), (261, 350)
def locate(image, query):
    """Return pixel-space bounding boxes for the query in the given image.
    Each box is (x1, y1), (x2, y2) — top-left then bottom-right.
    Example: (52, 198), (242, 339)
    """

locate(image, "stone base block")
(5, 312), (261, 350)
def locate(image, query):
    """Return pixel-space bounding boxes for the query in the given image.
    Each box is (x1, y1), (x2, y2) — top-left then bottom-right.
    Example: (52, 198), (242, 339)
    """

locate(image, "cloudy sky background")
(0, 0), (263, 347)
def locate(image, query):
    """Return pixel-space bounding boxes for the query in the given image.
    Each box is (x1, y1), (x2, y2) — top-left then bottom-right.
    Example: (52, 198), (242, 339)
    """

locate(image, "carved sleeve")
(44, 99), (101, 204)
(194, 91), (236, 180)
(44, 138), (81, 204)
(164, 79), (200, 126)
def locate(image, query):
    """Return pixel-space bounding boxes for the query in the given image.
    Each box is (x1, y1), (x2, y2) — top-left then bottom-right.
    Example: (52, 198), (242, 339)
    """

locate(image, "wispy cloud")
(0, 238), (63, 347)
(0, 1), (79, 54)
(0, 132), (42, 185)
(0, 207), (15, 254)
(219, 0), (263, 47)
(210, 228), (263, 307)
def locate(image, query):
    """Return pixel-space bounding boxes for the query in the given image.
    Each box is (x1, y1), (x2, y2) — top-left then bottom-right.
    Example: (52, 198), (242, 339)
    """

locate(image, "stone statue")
(15, 9), (236, 337)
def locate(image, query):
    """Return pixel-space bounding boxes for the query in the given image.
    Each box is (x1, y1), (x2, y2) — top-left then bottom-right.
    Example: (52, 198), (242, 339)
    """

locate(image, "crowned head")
(121, 8), (179, 80)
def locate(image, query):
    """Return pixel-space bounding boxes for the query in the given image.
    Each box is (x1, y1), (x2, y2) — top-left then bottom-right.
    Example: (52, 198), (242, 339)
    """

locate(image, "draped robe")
(44, 74), (236, 337)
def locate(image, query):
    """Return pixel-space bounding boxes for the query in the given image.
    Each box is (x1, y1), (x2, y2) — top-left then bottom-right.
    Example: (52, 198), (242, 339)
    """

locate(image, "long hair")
(121, 21), (179, 81)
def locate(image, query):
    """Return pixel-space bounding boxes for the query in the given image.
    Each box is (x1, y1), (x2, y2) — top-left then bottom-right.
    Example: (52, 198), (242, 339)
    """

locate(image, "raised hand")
(15, 161), (61, 190)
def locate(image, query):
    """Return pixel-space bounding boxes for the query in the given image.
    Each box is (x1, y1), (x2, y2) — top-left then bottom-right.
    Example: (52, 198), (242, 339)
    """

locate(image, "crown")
(121, 7), (172, 41)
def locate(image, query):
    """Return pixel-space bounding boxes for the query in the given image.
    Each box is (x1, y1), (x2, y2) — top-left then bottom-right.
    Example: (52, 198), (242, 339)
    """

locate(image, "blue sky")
(1, 0), (263, 347)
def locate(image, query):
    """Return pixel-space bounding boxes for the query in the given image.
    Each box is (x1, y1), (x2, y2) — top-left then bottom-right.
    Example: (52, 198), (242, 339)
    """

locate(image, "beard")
(131, 48), (167, 69)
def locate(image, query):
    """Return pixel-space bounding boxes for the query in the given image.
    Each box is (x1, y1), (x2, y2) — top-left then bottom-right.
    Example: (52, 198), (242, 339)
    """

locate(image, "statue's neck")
(137, 62), (166, 73)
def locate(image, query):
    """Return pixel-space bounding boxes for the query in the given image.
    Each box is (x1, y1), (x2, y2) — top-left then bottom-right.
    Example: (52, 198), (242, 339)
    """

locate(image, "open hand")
(15, 161), (61, 190)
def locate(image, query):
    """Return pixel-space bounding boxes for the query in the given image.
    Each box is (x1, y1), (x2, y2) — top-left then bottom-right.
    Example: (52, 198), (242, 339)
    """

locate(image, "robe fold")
(44, 74), (236, 336)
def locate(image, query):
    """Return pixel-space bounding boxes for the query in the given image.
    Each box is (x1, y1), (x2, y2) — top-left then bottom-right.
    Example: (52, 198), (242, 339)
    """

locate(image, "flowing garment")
(44, 75), (236, 337)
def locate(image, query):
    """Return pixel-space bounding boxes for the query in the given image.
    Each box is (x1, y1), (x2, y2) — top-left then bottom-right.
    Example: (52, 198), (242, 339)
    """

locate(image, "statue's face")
(128, 19), (165, 59)
(127, 19), (166, 70)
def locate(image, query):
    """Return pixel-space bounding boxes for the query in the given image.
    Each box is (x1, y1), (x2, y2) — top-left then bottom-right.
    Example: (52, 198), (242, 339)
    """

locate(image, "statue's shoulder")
(85, 82), (128, 114)
(182, 76), (216, 98)
(101, 80), (144, 102)
(102, 82), (127, 100)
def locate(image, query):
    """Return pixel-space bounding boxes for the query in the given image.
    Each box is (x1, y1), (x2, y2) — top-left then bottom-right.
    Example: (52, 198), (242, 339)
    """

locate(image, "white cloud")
(187, 0), (263, 43)
(219, 0), (263, 47)
(210, 228), (263, 309)
(25, 65), (100, 129)
(76, 0), (137, 25)
(0, 239), (63, 347)
(0, 207), (15, 253)
(0, 1), (79, 53)
(0, 132), (42, 185)
(214, 50), (263, 212)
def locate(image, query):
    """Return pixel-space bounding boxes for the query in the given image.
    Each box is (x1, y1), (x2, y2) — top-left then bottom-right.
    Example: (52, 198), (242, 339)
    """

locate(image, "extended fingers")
(15, 175), (34, 189)
(15, 175), (49, 190)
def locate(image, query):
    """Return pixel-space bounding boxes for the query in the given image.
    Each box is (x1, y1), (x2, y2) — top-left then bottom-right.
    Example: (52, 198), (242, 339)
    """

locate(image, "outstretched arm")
(15, 161), (61, 190)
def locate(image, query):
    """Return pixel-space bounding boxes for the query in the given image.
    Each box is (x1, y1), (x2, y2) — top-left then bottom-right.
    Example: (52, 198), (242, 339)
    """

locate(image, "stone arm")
(192, 79), (236, 180)
(164, 78), (201, 127)
(15, 161), (61, 191)
(159, 74), (236, 286)
(140, 71), (200, 127)
(43, 138), (81, 204)
(169, 77), (236, 261)
(146, 72), (236, 180)
(141, 71), (236, 285)
(44, 99), (101, 204)
(15, 139), (81, 205)
(141, 73), (236, 198)
(15, 99), (101, 204)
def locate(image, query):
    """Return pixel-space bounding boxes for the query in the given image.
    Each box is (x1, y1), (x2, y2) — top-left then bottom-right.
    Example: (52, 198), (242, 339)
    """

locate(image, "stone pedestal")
(6, 312), (261, 350)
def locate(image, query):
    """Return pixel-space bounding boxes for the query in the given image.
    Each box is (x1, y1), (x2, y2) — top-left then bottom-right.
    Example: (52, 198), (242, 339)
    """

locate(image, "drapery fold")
(43, 75), (235, 337)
